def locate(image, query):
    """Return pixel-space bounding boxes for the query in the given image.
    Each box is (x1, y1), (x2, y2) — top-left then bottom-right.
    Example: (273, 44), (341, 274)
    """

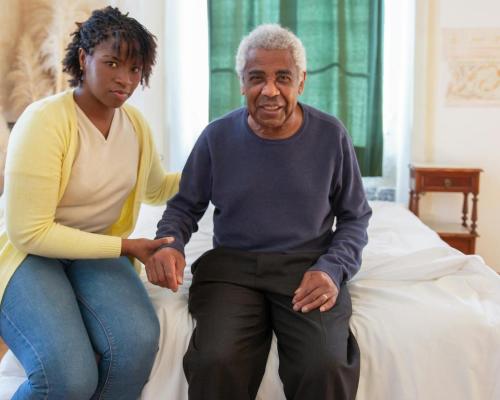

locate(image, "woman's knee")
(111, 312), (160, 371)
(55, 366), (98, 399)
(25, 356), (98, 400)
(132, 316), (160, 363)
(133, 311), (160, 353)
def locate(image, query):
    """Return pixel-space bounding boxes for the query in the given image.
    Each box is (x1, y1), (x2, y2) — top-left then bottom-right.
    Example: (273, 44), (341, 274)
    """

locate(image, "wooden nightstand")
(409, 165), (482, 254)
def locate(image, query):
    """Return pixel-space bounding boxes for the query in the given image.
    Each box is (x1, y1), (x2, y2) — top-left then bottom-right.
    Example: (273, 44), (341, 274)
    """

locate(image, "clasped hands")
(121, 237), (186, 292)
(122, 238), (338, 310)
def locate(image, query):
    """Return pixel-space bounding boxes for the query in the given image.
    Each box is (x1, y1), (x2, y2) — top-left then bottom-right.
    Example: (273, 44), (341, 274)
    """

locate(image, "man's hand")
(292, 271), (338, 313)
(121, 237), (174, 265)
(145, 247), (186, 292)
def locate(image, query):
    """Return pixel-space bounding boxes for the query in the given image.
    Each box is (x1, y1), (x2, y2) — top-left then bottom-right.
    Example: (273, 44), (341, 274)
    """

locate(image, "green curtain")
(208, 0), (384, 176)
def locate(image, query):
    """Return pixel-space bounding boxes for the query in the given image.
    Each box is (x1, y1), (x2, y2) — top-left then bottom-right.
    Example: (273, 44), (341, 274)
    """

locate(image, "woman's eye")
(107, 61), (118, 68)
(131, 66), (141, 73)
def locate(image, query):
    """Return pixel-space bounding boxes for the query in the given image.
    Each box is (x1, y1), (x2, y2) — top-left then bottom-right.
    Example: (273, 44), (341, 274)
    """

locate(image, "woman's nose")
(114, 67), (133, 85)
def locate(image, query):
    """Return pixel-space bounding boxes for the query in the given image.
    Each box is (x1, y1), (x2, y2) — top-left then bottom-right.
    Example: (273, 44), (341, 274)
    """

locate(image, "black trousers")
(183, 247), (360, 400)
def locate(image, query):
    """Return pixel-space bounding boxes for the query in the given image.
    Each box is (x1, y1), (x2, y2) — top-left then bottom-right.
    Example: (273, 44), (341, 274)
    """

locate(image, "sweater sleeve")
(4, 103), (121, 259)
(124, 104), (180, 205)
(142, 135), (181, 205)
(155, 133), (212, 254)
(308, 131), (372, 289)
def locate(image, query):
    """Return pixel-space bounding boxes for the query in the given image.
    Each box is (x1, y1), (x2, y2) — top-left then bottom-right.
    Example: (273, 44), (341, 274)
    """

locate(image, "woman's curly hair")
(62, 6), (157, 87)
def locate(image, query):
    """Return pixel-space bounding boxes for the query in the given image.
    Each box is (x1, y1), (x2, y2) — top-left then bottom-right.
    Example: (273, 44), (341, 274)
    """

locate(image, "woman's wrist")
(121, 238), (132, 256)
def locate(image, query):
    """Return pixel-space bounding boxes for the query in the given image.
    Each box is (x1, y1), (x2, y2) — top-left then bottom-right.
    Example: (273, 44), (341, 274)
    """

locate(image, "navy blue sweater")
(156, 104), (372, 288)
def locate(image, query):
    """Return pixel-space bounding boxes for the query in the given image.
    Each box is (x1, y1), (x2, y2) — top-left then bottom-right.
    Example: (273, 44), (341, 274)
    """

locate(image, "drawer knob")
(444, 178), (453, 188)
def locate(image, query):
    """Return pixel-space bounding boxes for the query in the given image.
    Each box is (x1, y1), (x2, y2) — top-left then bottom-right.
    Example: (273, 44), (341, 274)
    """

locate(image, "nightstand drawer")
(408, 165), (482, 255)
(410, 167), (481, 194)
(419, 174), (472, 192)
(438, 233), (476, 255)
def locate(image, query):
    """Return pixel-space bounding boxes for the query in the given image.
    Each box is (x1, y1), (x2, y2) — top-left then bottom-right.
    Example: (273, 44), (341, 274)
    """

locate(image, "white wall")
(109, 0), (167, 163)
(109, 0), (209, 171)
(413, 0), (500, 271)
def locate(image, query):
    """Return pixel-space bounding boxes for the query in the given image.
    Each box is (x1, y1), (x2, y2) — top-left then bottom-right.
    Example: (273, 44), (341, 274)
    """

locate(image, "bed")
(1, 201), (499, 399)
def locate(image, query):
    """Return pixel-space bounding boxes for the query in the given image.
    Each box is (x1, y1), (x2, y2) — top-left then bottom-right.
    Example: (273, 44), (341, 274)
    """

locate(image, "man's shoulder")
(302, 103), (345, 129)
(301, 103), (347, 139)
(201, 107), (246, 140)
(207, 107), (246, 128)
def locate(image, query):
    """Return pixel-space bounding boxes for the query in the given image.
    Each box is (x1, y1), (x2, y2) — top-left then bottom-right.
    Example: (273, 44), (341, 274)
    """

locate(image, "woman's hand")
(121, 237), (174, 266)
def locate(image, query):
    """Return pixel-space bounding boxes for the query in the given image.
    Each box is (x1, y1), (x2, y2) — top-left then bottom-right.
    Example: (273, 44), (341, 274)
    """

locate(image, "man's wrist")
(156, 242), (185, 256)
(308, 266), (341, 290)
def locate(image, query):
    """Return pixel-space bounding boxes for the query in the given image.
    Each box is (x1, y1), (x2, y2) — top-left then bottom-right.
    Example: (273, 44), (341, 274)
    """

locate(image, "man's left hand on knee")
(292, 271), (339, 313)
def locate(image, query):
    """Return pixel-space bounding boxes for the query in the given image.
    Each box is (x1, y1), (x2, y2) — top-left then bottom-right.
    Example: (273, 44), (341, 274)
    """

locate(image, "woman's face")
(79, 38), (143, 110)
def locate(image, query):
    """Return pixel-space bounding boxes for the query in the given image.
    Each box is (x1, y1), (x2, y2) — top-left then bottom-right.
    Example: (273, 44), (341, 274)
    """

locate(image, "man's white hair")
(235, 24), (307, 82)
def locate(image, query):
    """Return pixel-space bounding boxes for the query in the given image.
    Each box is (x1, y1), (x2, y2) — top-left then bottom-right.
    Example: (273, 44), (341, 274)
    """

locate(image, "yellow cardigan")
(0, 90), (180, 301)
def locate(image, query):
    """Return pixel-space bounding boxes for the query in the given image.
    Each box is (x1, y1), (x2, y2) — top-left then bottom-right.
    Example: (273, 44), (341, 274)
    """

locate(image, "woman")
(0, 7), (179, 400)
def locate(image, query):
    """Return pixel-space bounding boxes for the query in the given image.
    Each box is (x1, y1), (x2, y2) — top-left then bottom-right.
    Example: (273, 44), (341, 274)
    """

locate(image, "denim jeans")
(0, 255), (160, 400)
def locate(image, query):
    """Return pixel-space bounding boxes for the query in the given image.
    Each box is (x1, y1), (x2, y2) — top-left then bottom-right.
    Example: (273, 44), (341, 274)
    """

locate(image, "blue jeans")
(0, 255), (160, 400)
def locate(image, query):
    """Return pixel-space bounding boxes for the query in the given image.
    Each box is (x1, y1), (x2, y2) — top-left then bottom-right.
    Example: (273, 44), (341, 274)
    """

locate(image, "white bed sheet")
(0, 201), (499, 400)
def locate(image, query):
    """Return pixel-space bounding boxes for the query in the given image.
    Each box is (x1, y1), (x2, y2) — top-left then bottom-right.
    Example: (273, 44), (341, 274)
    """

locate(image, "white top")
(55, 105), (139, 233)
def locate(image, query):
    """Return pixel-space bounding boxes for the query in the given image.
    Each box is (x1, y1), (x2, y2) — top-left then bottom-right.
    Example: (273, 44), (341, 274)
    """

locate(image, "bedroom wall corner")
(412, 0), (500, 273)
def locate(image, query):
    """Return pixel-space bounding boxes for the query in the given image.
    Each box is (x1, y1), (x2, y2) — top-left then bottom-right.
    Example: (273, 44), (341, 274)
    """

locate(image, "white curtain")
(108, 0), (209, 171)
(383, 0), (416, 204)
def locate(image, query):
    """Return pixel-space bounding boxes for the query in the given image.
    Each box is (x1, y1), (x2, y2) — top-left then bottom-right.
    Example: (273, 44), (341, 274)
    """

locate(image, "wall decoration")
(0, 0), (105, 122)
(443, 28), (500, 106)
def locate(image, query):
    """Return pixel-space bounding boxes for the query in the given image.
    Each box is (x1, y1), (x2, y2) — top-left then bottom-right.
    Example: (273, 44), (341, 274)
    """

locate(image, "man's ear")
(298, 71), (307, 95)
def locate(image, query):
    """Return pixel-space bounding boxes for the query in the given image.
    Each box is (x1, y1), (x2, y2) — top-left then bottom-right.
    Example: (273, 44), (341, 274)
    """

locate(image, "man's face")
(79, 38), (143, 110)
(241, 48), (306, 139)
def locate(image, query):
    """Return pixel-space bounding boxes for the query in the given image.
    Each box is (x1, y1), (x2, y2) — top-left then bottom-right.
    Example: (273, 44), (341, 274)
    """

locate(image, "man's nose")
(261, 79), (280, 97)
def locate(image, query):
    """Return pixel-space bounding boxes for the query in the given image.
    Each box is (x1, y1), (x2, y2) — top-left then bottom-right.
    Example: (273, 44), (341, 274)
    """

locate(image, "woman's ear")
(78, 48), (86, 72)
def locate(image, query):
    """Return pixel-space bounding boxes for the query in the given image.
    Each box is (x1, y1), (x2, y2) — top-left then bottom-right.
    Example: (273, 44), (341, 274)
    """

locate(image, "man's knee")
(184, 333), (246, 377)
(298, 349), (346, 377)
(194, 344), (241, 371)
(287, 335), (359, 380)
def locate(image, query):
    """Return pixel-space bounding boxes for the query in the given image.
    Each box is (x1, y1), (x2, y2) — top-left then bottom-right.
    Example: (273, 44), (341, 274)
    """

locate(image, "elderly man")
(149, 24), (371, 400)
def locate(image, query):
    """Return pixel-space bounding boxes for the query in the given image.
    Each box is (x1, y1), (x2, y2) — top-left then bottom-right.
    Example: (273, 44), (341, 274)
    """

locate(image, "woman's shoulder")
(18, 90), (75, 127)
(24, 90), (73, 114)
(10, 90), (76, 148)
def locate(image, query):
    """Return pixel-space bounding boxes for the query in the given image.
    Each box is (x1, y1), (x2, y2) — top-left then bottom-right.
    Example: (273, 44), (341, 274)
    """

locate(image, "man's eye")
(277, 75), (291, 83)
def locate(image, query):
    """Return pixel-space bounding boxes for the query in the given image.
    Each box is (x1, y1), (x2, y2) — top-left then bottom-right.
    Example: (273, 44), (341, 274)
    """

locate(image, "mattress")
(1, 201), (499, 400)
